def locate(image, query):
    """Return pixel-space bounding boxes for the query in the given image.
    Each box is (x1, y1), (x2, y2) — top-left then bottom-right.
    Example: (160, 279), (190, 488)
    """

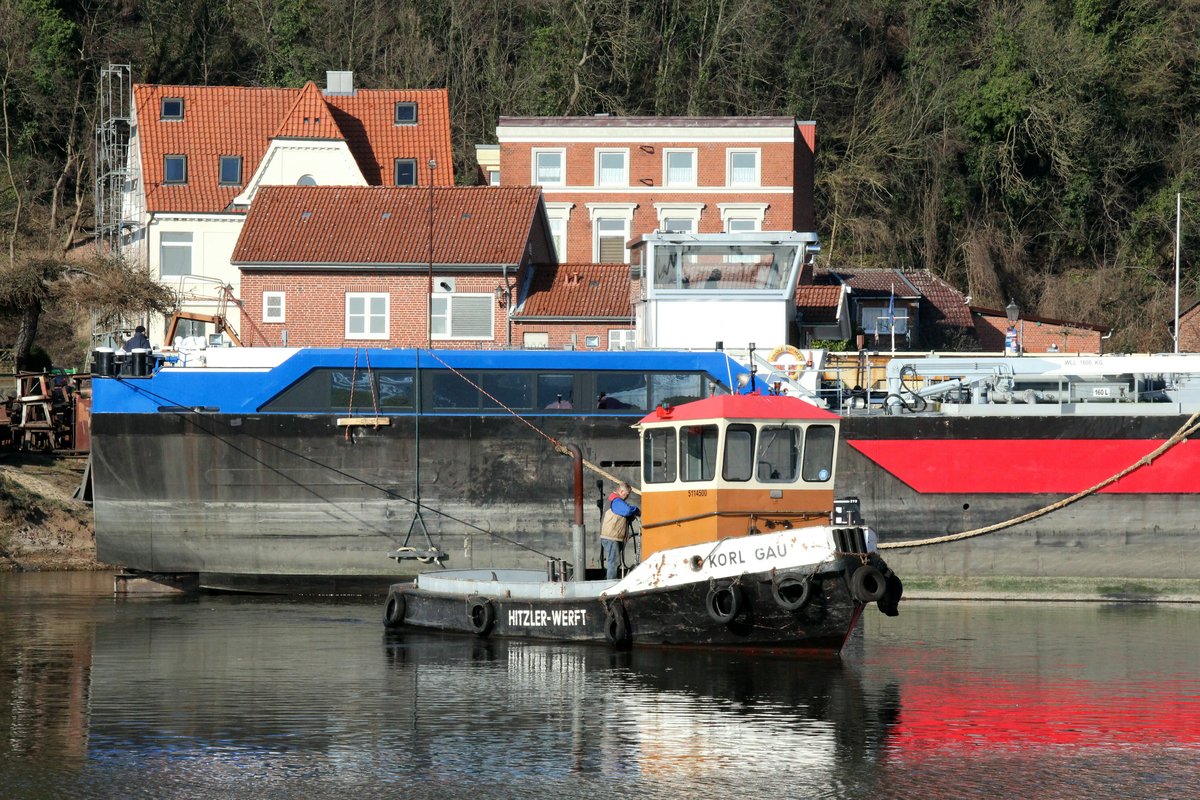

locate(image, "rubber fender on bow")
(604, 601), (630, 648)
(850, 564), (886, 603)
(876, 570), (904, 617)
(467, 597), (496, 636)
(383, 591), (406, 628)
(772, 574), (814, 612)
(705, 582), (743, 625)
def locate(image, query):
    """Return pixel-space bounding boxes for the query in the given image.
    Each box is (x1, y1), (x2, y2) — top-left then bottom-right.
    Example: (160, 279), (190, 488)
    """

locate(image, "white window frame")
(718, 203), (769, 231)
(608, 329), (636, 350)
(727, 149), (761, 187)
(263, 292), (286, 323)
(596, 149), (628, 187)
(653, 202), (704, 234)
(345, 292), (389, 340)
(594, 217), (629, 263)
(586, 203), (637, 264)
(544, 202), (574, 262)
(431, 293), (495, 341)
(663, 149), (697, 188)
(532, 149), (566, 187)
(523, 331), (549, 349)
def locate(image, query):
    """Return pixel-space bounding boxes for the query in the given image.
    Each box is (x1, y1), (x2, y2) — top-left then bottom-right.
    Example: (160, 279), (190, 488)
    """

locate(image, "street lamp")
(1005, 299), (1020, 355)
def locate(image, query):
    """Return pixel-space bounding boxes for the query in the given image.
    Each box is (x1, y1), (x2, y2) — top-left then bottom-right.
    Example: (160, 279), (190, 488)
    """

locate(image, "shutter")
(599, 235), (624, 263)
(450, 296), (493, 338)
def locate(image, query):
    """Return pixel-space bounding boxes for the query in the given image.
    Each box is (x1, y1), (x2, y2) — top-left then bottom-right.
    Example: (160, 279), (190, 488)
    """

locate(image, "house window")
(219, 156), (242, 186)
(159, 232), (193, 277)
(394, 159), (417, 186)
(597, 150), (628, 187)
(160, 97), (184, 120)
(488, 169), (500, 186)
(263, 292), (285, 323)
(596, 218), (628, 263)
(662, 218), (694, 234)
(346, 293), (389, 339)
(728, 150), (760, 187)
(163, 155), (187, 184)
(297, 174), (317, 186)
(524, 332), (549, 349)
(431, 293), (494, 340)
(548, 216), (567, 260)
(584, 335), (601, 349)
(394, 102), (418, 125)
(861, 305), (909, 335)
(726, 217), (758, 233)
(608, 329), (635, 350)
(664, 150), (696, 187)
(533, 150), (565, 186)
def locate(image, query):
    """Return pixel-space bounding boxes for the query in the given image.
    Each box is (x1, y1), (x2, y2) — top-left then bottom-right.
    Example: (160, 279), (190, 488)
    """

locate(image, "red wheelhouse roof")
(638, 393), (840, 425)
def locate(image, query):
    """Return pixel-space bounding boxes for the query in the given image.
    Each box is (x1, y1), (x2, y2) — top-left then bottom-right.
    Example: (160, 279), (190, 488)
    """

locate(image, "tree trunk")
(13, 297), (43, 372)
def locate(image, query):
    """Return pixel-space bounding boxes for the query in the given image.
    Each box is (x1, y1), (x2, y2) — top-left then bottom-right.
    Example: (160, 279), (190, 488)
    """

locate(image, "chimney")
(325, 71), (354, 96)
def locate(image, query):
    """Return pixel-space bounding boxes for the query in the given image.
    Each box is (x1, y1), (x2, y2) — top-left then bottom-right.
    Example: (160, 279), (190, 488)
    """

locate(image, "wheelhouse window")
(802, 425), (836, 482)
(163, 155), (187, 184)
(160, 97), (184, 120)
(263, 292), (285, 323)
(722, 423), (756, 482)
(533, 150), (565, 187)
(219, 156), (242, 186)
(345, 293), (389, 339)
(643, 427), (677, 484)
(596, 372), (648, 411)
(537, 374), (575, 409)
(159, 232), (192, 277)
(680, 424), (718, 482)
(757, 425), (800, 482)
(394, 158), (417, 186)
(650, 373), (704, 408)
(394, 102), (418, 125)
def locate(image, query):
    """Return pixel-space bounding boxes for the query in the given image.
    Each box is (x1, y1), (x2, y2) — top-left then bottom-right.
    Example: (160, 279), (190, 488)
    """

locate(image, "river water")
(2, 571), (1198, 799)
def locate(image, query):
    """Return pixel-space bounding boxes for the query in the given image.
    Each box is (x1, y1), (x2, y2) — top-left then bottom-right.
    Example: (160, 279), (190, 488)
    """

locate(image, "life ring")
(705, 582), (743, 624)
(604, 601), (630, 647)
(467, 597), (496, 636)
(772, 574), (813, 612)
(383, 591), (407, 628)
(850, 565), (886, 603)
(767, 344), (805, 379)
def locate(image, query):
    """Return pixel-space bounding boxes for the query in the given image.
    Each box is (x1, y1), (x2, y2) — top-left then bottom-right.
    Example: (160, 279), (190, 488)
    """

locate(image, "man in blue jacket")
(599, 482), (639, 580)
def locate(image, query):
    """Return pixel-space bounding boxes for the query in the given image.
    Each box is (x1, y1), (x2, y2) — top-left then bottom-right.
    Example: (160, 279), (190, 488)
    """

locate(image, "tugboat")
(382, 393), (902, 653)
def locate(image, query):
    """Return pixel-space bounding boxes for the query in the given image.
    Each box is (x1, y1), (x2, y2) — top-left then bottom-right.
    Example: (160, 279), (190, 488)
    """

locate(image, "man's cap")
(135, 325), (146, 333)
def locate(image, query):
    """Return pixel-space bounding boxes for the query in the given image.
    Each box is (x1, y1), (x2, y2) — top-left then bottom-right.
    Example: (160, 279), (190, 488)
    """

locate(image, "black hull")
(384, 568), (869, 653)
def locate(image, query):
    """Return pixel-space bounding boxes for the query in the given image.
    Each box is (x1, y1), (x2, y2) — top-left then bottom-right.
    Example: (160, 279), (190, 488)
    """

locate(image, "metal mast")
(94, 64), (132, 259)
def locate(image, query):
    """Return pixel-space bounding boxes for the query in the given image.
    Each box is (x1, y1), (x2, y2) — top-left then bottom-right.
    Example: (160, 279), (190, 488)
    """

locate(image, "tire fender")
(467, 597), (496, 636)
(705, 582), (743, 625)
(383, 591), (406, 628)
(604, 601), (630, 648)
(772, 574), (813, 612)
(850, 564), (886, 603)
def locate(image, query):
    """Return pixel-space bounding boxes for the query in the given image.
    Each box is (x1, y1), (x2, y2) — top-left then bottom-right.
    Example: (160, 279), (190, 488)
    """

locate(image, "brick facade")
(973, 312), (1103, 353)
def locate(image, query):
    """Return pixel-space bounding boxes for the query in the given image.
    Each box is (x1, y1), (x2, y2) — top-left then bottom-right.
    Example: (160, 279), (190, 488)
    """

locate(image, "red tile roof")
(232, 185), (542, 266)
(134, 84), (452, 214)
(813, 267), (972, 329)
(515, 263), (634, 319)
(796, 284), (843, 325)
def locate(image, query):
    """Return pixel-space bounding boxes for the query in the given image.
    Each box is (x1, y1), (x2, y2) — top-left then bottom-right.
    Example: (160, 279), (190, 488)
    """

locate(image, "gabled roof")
(232, 185), (542, 267)
(515, 263), (634, 320)
(813, 267), (972, 329)
(134, 84), (452, 214)
(272, 82), (344, 140)
(796, 284), (843, 325)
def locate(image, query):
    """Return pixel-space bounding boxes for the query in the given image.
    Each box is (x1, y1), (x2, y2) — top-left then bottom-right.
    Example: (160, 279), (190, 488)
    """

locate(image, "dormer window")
(394, 102), (418, 125)
(219, 156), (242, 186)
(160, 97), (184, 120)
(394, 158), (417, 186)
(163, 155), (187, 184)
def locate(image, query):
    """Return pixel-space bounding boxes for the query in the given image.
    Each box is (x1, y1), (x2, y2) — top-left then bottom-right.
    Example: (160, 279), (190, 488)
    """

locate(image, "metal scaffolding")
(94, 64), (132, 259)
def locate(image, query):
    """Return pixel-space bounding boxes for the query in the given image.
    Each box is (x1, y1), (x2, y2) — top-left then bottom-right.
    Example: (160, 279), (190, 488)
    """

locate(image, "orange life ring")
(767, 344), (805, 379)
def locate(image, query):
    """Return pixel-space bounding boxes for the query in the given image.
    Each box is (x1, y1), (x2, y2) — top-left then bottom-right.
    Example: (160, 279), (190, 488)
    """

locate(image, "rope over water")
(878, 408), (1200, 550)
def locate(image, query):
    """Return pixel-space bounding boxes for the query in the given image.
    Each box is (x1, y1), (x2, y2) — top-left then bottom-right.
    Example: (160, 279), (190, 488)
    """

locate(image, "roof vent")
(325, 70), (354, 96)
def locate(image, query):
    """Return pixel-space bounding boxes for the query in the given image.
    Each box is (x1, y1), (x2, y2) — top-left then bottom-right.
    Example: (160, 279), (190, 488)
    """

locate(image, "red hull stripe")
(846, 439), (1200, 494)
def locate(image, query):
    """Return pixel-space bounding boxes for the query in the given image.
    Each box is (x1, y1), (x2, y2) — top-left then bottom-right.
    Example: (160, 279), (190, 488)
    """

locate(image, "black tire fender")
(877, 570), (904, 617)
(383, 591), (406, 628)
(705, 582), (742, 625)
(772, 574), (813, 612)
(850, 564), (886, 603)
(604, 601), (630, 647)
(467, 597), (496, 636)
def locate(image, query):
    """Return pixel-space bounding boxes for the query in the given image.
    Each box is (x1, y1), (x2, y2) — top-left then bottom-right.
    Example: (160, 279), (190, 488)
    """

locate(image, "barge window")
(643, 428), (677, 484)
(537, 374), (575, 410)
(482, 372), (531, 410)
(260, 368), (414, 413)
(430, 370), (482, 409)
(376, 371), (414, 410)
(757, 425), (799, 482)
(596, 372), (647, 411)
(802, 425), (836, 482)
(680, 424), (718, 482)
(722, 424), (756, 482)
(651, 373), (703, 408)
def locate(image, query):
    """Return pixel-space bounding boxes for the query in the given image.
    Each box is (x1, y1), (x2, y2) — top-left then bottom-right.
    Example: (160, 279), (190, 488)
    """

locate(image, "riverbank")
(0, 453), (103, 572)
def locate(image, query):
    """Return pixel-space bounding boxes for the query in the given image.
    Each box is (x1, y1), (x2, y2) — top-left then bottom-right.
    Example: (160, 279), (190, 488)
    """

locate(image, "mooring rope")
(420, 350), (639, 492)
(878, 408), (1200, 550)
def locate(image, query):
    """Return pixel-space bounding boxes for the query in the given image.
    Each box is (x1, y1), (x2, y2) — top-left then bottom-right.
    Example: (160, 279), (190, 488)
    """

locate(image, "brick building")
(490, 116), (816, 263)
(232, 185), (552, 348)
(972, 307), (1106, 353)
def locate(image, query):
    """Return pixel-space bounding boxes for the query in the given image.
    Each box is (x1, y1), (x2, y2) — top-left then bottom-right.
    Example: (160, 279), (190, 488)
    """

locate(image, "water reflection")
(2, 573), (1199, 799)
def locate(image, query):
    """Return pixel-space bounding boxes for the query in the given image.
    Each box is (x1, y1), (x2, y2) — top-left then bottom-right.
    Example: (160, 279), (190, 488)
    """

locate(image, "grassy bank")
(0, 454), (103, 571)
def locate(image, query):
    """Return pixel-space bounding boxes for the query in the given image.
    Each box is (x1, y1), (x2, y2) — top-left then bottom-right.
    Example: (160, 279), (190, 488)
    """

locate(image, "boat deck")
(413, 569), (619, 600)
